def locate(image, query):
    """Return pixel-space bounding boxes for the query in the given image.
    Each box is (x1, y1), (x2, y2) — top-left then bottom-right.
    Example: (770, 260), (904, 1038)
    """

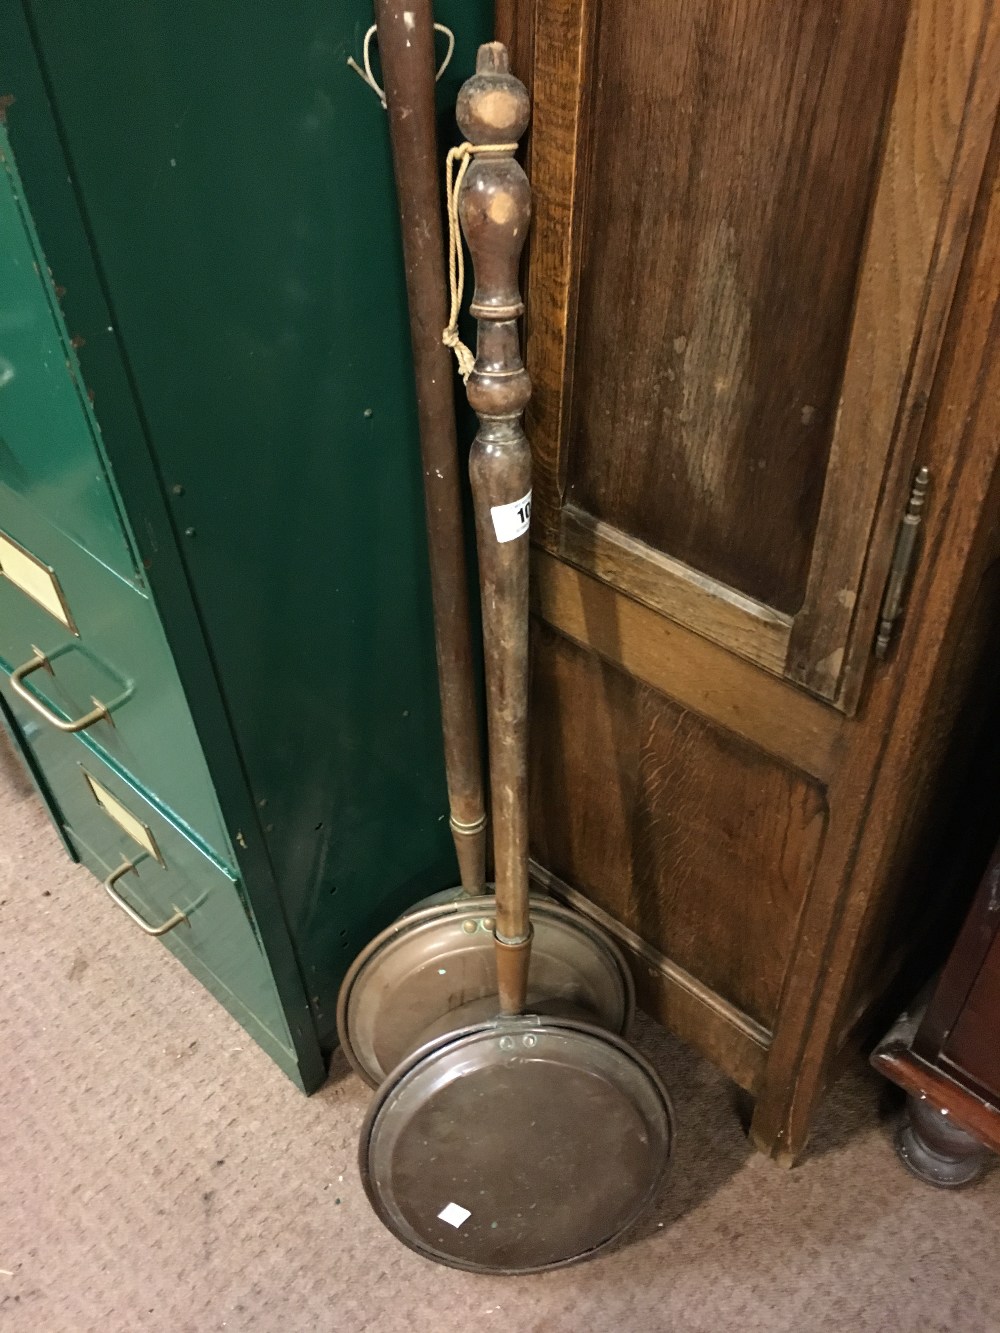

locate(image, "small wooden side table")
(872, 838), (1000, 1186)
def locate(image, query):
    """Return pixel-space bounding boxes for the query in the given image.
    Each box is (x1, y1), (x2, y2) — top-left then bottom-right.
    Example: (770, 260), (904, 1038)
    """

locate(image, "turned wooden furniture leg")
(896, 1093), (991, 1187)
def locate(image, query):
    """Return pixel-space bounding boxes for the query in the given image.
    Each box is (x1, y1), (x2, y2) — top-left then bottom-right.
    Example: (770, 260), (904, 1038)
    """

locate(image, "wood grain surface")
(532, 548), (842, 781)
(789, 0), (1000, 703)
(558, 504), (792, 675)
(872, 1042), (1000, 1154)
(509, 0), (1000, 1160)
(752, 96), (1000, 1161)
(529, 622), (827, 1030)
(521, 0), (593, 545)
(531, 860), (771, 1093)
(944, 927), (1000, 1091)
(522, 0), (996, 712)
(568, 0), (908, 613)
(916, 834), (1000, 1058)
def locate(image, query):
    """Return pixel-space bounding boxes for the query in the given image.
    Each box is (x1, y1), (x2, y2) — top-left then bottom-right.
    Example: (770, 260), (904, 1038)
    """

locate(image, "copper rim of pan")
(336, 895), (636, 1088)
(358, 1014), (675, 1274)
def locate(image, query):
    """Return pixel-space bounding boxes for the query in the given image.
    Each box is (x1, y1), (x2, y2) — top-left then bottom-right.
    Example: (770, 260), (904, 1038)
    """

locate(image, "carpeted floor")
(2, 735), (998, 1333)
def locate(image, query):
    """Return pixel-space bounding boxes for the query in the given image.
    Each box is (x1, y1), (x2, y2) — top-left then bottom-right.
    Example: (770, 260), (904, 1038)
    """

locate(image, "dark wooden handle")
(456, 43), (532, 1013)
(375, 0), (487, 894)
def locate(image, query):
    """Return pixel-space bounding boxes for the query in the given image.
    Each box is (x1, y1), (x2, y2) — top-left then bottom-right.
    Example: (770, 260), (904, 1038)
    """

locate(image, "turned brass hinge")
(874, 466), (930, 660)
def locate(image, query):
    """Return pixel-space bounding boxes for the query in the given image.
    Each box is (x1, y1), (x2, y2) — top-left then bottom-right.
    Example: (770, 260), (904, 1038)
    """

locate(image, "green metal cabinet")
(1, 668), (298, 1073)
(0, 1), (492, 1089)
(0, 160), (230, 854)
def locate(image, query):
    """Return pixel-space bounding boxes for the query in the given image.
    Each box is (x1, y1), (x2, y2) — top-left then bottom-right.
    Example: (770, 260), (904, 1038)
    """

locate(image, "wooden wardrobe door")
(523, 0), (994, 711)
(512, 0), (1000, 1086)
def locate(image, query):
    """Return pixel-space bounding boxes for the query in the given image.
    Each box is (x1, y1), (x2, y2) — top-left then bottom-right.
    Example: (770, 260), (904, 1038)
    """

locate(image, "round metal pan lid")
(359, 1015), (674, 1274)
(337, 897), (635, 1087)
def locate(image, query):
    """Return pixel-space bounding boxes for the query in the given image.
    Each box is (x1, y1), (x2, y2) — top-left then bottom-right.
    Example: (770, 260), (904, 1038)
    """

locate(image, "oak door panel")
(570, 0), (908, 615)
(530, 622), (827, 1029)
(525, 0), (997, 709)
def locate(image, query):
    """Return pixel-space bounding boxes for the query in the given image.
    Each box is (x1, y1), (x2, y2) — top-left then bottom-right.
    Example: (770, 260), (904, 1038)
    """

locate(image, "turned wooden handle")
(456, 43), (533, 1012)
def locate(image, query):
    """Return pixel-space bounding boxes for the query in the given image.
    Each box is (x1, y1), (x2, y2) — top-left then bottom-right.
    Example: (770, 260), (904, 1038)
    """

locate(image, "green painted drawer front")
(0, 494), (230, 860)
(0, 127), (228, 860)
(1, 665), (298, 1079)
(0, 130), (136, 585)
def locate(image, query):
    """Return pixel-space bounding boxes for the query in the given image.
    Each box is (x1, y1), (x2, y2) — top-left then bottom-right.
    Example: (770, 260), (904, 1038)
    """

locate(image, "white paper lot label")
(437, 1202), (471, 1229)
(490, 490), (531, 543)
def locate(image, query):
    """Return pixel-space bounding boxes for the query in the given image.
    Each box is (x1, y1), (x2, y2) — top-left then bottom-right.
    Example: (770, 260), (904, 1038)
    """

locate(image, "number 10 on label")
(491, 490), (532, 544)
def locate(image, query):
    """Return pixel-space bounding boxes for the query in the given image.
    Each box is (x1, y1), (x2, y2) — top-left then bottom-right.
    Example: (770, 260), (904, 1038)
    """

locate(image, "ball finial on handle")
(456, 42), (531, 143)
(456, 47), (532, 418)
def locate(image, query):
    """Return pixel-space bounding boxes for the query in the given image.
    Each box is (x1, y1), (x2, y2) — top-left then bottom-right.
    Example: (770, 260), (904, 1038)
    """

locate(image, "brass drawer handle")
(103, 860), (188, 937)
(10, 646), (110, 733)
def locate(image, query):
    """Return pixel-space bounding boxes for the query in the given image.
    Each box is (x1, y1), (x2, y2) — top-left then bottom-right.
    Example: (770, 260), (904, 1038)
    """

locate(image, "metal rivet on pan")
(462, 920), (477, 934)
(481, 918), (495, 932)
(499, 1036), (514, 1051)
(522, 1035), (537, 1048)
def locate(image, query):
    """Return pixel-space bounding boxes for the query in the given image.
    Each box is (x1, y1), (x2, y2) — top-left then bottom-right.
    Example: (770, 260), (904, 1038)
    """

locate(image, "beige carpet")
(1, 735), (998, 1333)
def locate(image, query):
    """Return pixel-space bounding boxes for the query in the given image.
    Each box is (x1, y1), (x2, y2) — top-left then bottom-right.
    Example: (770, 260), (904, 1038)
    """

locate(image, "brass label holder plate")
(0, 531), (79, 634)
(82, 768), (165, 867)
